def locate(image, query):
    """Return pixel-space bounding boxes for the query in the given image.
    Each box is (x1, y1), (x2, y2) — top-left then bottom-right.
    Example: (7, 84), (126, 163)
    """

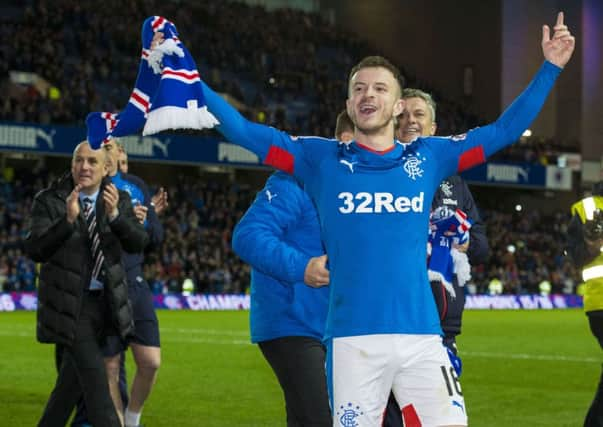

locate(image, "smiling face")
(346, 66), (404, 137)
(71, 142), (108, 194)
(397, 96), (437, 142)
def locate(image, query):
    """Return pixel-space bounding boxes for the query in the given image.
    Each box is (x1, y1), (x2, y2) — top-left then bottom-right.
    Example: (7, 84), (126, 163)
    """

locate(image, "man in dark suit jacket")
(25, 141), (148, 427)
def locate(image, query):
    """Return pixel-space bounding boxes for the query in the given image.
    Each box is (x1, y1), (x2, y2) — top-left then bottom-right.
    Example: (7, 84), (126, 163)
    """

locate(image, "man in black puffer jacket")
(25, 141), (148, 427)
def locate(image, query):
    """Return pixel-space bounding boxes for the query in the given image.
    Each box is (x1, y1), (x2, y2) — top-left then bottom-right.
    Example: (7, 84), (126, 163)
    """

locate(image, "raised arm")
(431, 12), (575, 179)
(202, 81), (321, 181)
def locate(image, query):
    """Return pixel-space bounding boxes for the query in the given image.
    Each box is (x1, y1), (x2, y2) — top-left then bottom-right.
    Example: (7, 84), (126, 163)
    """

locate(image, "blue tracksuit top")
(203, 61), (561, 340)
(232, 172), (328, 343)
(111, 171), (164, 277)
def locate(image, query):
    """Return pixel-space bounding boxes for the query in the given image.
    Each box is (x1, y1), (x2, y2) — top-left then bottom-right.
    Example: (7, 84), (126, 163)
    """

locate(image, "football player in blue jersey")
(383, 88), (489, 426)
(157, 13), (574, 426)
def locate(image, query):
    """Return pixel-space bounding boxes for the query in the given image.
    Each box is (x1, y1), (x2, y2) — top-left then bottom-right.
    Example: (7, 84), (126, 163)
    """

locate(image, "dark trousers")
(585, 310), (603, 427)
(68, 353), (128, 426)
(259, 336), (331, 427)
(39, 292), (120, 427)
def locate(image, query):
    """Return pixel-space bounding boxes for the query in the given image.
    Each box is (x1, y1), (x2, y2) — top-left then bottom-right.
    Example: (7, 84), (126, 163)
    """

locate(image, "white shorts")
(327, 334), (467, 427)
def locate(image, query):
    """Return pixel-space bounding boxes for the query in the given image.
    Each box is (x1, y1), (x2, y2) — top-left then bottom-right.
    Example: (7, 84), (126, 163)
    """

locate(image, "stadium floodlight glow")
(507, 244), (516, 253)
(522, 129), (532, 137)
(515, 204), (522, 212)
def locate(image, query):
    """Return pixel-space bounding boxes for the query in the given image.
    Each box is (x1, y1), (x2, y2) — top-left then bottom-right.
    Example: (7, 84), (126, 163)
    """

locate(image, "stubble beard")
(355, 114), (394, 137)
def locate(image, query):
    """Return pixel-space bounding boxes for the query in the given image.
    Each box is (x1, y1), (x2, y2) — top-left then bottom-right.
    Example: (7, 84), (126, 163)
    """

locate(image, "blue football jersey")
(204, 61), (561, 339)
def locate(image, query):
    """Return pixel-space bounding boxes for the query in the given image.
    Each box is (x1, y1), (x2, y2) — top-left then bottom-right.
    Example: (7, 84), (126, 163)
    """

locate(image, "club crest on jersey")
(402, 154), (425, 180)
(337, 402), (363, 427)
(440, 181), (453, 197)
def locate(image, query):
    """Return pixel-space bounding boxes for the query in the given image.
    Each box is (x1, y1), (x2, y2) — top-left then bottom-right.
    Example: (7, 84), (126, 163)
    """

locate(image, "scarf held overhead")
(86, 16), (219, 149)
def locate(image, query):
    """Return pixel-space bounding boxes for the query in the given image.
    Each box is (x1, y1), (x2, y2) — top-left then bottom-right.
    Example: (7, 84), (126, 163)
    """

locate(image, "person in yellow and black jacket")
(567, 181), (603, 427)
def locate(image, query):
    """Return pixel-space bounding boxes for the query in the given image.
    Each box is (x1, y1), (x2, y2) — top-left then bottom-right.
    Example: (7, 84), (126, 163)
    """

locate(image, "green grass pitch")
(0, 309), (599, 426)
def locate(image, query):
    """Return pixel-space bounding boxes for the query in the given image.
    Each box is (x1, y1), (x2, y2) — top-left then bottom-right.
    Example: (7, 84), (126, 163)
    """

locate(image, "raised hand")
(542, 12), (575, 68)
(103, 183), (120, 219)
(66, 184), (83, 223)
(304, 255), (330, 288)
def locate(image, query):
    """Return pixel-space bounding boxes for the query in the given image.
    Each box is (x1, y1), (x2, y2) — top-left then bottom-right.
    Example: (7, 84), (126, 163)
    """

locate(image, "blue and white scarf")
(427, 207), (473, 298)
(86, 16), (219, 149)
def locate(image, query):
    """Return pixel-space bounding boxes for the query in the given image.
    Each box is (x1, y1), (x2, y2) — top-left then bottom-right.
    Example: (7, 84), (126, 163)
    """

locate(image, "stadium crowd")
(0, 0), (480, 136)
(474, 209), (580, 295)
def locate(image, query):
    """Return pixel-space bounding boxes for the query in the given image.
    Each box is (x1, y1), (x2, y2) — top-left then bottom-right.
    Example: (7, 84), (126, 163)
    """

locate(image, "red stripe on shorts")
(402, 404), (422, 427)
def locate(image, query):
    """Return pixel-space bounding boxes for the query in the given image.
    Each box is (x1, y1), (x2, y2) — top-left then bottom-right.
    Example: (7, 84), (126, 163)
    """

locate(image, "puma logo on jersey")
(338, 191), (424, 214)
(339, 159), (357, 173)
(265, 190), (277, 202)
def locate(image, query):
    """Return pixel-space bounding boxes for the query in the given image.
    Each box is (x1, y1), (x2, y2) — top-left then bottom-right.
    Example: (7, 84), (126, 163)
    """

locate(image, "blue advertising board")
(0, 122), (261, 167)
